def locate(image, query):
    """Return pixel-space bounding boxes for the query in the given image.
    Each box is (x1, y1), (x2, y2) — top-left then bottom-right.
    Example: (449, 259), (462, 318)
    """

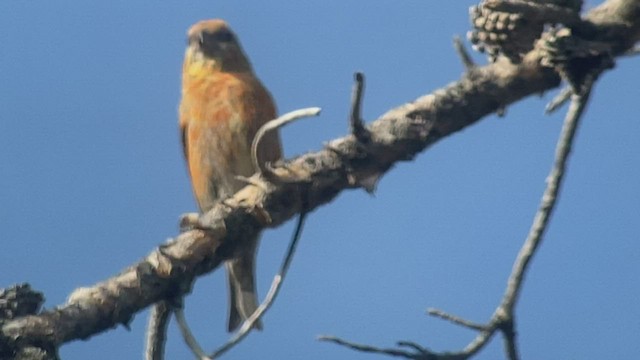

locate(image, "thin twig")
(467, 78), (595, 359)
(318, 335), (428, 358)
(459, 327), (494, 356)
(209, 211), (308, 358)
(501, 86), (592, 315)
(500, 319), (518, 360)
(458, 81), (595, 360)
(319, 73), (598, 360)
(426, 308), (487, 332)
(545, 86), (572, 114)
(397, 341), (430, 355)
(251, 107), (322, 175)
(145, 301), (173, 360)
(453, 36), (476, 71)
(175, 307), (210, 360)
(349, 72), (369, 142)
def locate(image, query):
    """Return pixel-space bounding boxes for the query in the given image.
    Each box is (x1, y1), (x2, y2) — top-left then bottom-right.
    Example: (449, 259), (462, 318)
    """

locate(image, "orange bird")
(179, 19), (282, 332)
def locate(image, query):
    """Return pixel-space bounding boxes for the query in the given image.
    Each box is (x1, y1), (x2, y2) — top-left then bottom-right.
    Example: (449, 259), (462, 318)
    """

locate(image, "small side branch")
(318, 335), (436, 359)
(499, 318), (518, 360)
(545, 86), (572, 114)
(453, 36), (476, 71)
(251, 107), (322, 176)
(500, 80), (594, 315)
(175, 307), (210, 360)
(209, 211), (308, 358)
(427, 308), (487, 332)
(176, 209), (309, 359)
(349, 72), (370, 142)
(145, 301), (173, 360)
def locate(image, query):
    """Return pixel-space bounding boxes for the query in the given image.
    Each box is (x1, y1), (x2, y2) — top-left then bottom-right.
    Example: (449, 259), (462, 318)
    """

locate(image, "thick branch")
(2, 0), (638, 352)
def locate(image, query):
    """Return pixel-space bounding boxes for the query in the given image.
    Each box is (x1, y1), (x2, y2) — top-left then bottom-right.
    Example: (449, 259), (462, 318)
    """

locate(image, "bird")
(179, 19), (282, 332)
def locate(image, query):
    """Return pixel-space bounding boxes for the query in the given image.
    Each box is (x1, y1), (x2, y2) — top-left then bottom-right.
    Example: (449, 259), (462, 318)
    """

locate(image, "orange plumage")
(179, 19), (282, 332)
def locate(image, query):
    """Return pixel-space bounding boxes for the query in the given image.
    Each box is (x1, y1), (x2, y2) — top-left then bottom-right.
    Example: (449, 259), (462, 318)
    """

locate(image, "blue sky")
(1, 1), (638, 359)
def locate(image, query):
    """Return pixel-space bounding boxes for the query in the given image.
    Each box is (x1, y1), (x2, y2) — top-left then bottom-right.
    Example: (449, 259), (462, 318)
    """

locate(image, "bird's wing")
(242, 76), (282, 165)
(180, 121), (189, 163)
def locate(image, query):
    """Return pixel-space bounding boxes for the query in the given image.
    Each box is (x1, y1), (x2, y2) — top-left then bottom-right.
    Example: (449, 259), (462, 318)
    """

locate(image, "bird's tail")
(225, 234), (262, 332)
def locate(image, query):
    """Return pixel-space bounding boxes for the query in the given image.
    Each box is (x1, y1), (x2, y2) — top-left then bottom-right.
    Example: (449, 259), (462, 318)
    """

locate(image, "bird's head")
(184, 19), (252, 74)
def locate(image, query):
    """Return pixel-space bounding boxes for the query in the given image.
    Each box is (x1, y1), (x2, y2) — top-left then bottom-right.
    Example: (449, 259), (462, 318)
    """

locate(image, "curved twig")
(175, 207), (309, 359)
(209, 211), (308, 358)
(175, 307), (210, 360)
(145, 301), (172, 360)
(251, 107), (322, 175)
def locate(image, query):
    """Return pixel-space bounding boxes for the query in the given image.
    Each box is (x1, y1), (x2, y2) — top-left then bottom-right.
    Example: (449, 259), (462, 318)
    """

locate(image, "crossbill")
(179, 19), (282, 332)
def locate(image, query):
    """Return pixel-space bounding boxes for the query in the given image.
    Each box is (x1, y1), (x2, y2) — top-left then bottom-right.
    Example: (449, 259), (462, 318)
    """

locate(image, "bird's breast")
(180, 72), (257, 210)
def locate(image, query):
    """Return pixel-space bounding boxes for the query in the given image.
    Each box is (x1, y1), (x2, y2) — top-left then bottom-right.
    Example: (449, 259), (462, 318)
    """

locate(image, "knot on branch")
(469, 0), (584, 63)
(0, 284), (51, 360)
(0, 284), (44, 323)
(536, 27), (615, 93)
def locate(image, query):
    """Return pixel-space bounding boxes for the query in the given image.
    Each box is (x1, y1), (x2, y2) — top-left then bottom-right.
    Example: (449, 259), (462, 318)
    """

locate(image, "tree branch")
(145, 301), (172, 360)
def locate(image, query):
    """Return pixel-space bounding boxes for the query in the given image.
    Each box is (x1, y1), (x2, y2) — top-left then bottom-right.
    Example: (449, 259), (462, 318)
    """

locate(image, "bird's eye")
(212, 30), (234, 43)
(189, 29), (235, 49)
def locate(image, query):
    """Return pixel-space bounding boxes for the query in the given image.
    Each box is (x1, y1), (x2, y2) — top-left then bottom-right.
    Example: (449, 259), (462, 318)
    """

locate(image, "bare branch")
(426, 308), (488, 332)
(349, 72), (369, 142)
(209, 211), (308, 358)
(545, 86), (572, 114)
(174, 307), (210, 360)
(396, 341), (432, 355)
(500, 318), (518, 360)
(145, 301), (172, 360)
(501, 81), (594, 315)
(251, 107), (322, 175)
(452, 71), (597, 360)
(317, 335), (432, 359)
(175, 208), (309, 359)
(453, 36), (476, 71)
